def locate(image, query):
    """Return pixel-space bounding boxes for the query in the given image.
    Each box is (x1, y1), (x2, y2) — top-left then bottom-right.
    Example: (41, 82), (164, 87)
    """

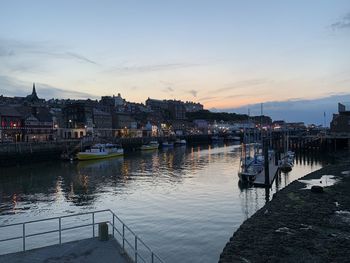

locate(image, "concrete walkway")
(0, 237), (129, 263)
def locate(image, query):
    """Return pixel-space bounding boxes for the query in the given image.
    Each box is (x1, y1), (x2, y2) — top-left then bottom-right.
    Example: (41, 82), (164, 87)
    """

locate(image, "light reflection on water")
(0, 144), (326, 262)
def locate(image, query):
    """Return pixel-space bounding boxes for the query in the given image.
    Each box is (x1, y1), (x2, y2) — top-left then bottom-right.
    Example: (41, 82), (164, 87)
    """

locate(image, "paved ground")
(0, 237), (129, 263)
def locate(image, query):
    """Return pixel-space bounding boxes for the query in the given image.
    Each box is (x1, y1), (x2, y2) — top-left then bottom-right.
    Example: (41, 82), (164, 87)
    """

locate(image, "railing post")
(59, 217), (62, 245)
(112, 215), (115, 237)
(122, 224), (125, 250)
(152, 252), (154, 263)
(135, 236), (138, 263)
(92, 212), (95, 238)
(22, 223), (26, 251)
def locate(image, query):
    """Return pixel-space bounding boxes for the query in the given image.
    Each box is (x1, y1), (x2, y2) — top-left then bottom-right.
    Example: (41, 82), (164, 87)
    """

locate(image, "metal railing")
(0, 209), (164, 263)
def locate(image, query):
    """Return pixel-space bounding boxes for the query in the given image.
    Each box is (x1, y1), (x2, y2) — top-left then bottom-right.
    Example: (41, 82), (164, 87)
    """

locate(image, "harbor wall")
(0, 135), (212, 167)
(219, 158), (350, 263)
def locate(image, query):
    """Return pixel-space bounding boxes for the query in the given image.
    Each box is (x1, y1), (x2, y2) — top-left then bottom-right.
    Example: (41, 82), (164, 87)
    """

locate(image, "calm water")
(0, 144), (326, 262)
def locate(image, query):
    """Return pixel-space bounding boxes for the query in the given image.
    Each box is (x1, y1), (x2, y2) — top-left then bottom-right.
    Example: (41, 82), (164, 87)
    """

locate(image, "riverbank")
(219, 158), (350, 263)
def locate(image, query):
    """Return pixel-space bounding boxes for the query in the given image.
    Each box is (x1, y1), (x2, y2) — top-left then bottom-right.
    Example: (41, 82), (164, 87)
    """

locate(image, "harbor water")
(0, 143), (327, 263)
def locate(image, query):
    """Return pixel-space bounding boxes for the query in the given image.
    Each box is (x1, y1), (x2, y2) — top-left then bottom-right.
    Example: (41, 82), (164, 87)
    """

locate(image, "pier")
(0, 209), (163, 263)
(253, 157), (279, 187)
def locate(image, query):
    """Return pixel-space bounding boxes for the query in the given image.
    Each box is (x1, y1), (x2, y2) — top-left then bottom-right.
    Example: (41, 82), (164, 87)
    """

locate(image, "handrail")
(0, 209), (164, 263)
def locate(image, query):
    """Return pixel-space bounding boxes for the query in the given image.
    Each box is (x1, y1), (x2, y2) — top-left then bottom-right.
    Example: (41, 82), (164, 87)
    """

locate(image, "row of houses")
(0, 85), (206, 142)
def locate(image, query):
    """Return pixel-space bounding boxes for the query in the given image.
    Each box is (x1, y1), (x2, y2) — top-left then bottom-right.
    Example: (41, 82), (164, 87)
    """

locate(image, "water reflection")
(0, 144), (326, 263)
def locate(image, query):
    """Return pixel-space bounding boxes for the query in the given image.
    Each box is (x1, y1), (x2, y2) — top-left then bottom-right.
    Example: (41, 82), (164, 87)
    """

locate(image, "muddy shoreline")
(219, 157), (350, 263)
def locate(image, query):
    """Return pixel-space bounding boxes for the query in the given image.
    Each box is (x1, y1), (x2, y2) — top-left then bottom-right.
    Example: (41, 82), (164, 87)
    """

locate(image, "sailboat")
(279, 130), (294, 172)
(238, 126), (263, 182)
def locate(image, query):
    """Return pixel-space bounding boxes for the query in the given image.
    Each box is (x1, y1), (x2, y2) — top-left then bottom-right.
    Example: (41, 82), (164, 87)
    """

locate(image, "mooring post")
(275, 151), (278, 166)
(264, 139), (269, 186)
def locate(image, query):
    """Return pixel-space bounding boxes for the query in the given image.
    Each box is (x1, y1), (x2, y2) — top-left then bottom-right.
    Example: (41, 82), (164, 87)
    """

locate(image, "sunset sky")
(1, 1), (349, 123)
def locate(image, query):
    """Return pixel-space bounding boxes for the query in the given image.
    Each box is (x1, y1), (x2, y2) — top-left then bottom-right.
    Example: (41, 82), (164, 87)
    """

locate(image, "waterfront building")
(93, 108), (112, 138)
(61, 102), (93, 139)
(21, 107), (54, 142)
(330, 103), (350, 133)
(112, 112), (138, 137)
(272, 120), (286, 130)
(0, 106), (24, 142)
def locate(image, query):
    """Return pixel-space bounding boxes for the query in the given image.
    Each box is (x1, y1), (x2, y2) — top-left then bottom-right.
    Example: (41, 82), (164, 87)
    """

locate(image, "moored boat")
(162, 141), (174, 147)
(212, 135), (224, 143)
(77, 143), (124, 161)
(140, 141), (159, 151)
(226, 135), (241, 141)
(175, 139), (187, 145)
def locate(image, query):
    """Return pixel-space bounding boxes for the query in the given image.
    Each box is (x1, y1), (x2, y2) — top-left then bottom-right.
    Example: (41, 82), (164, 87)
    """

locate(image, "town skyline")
(1, 82), (349, 125)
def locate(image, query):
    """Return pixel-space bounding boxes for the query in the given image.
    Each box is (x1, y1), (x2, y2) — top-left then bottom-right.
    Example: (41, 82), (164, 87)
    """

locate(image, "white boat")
(77, 143), (124, 161)
(140, 141), (159, 151)
(238, 143), (264, 183)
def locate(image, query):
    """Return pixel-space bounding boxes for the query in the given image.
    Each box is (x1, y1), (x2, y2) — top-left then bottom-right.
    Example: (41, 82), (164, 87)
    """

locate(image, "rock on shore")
(219, 162), (350, 263)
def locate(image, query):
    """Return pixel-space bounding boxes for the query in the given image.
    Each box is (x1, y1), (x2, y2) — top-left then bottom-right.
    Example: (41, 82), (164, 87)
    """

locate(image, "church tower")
(32, 83), (38, 99)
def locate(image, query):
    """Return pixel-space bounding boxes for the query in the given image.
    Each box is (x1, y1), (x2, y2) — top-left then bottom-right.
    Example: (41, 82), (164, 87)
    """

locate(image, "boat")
(238, 143), (263, 182)
(279, 132), (294, 172)
(162, 141), (174, 147)
(279, 155), (293, 172)
(140, 141), (159, 151)
(77, 143), (124, 161)
(226, 135), (241, 141)
(211, 135), (224, 143)
(175, 139), (187, 145)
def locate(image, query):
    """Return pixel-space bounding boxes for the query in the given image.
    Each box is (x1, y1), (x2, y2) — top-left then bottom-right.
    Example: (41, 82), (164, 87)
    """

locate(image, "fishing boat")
(77, 143), (124, 161)
(140, 141), (159, 151)
(175, 139), (187, 145)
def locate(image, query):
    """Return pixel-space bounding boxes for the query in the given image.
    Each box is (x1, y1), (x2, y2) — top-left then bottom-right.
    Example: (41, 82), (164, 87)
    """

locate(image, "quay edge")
(219, 159), (350, 263)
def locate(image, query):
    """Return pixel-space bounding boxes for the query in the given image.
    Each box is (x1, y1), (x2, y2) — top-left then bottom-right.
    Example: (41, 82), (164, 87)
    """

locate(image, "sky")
(0, 0), (349, 124)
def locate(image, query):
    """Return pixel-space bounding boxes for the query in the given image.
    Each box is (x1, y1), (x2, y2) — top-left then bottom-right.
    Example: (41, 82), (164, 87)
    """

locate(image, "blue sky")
(0, 0), (349, 124)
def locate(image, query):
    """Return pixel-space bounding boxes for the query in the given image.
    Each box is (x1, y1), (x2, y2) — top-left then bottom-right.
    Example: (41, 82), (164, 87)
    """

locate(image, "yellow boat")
(77, 143), (124, 160)
(140, 141), (159, 151)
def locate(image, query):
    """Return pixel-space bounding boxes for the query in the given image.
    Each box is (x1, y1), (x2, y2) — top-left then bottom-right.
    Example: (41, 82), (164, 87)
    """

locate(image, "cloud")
(0, 75), (97, 99)
(188, 89), (198, 97)
(331, 12), (350, 30)
(162, 86), (174, 93)
(63, 52), (98, 65)
(198, 96), (219, 102)
(220, 93), (350, 125)
(0, 38), (98, 68)
(214, 78), (271, 93)
(107, 62), (199, 74)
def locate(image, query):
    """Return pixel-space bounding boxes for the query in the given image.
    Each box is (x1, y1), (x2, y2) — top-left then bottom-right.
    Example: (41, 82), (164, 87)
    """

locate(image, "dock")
(0, 237), (128, 263)
(0, 209), (163, 263)
(253, 156), (279, 187)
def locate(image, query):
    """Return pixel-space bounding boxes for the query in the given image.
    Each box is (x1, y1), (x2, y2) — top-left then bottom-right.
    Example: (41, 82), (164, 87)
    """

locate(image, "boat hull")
(77, 152), (123, 161)
(140, 145), (159, 151)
